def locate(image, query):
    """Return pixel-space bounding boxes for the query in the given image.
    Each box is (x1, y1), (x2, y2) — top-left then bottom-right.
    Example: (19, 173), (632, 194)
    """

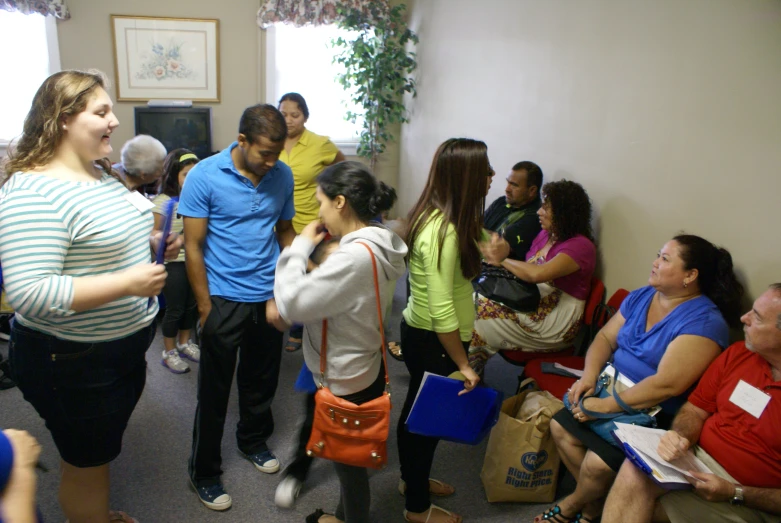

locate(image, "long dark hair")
(542, 179), (593, 242)
(674, 234), (744, 326)
(160, 148), (199, 197)
(405, 138), (489, 280)
(317, 161), (396, 222)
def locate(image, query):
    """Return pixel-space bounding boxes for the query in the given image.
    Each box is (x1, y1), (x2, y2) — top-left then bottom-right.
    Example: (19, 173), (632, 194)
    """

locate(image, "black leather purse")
(473, 263), (540, 312)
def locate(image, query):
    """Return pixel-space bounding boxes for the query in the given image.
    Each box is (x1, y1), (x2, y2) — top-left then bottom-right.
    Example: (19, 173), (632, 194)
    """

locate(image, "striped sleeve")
(0, 188), (76, 318)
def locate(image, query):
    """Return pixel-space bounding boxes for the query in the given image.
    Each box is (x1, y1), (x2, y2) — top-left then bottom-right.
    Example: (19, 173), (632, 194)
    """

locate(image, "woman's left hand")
(300, 220), (327, 246)
(457, 365), (481, 396)
(569, 396), (607, 423)
(479, 233), (510, 266)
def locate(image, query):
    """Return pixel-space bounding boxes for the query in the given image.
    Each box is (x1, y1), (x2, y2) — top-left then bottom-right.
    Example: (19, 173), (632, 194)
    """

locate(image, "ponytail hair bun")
(317, 161), (396, 222)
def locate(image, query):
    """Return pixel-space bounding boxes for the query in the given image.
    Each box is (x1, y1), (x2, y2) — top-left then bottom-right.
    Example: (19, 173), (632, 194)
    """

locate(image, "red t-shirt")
(688, 342), (781, 487)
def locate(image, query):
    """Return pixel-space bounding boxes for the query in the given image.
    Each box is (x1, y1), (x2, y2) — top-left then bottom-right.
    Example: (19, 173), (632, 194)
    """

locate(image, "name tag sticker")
(125, 191), (155, 213)
(728, 379), (771, 418)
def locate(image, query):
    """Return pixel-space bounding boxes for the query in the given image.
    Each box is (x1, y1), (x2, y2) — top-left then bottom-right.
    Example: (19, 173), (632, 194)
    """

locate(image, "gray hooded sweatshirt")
(274, 224), (408, 396)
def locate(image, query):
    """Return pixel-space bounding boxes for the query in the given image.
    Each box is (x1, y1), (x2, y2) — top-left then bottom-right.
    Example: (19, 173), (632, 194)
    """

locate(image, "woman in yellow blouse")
(278, 92), (346, 351)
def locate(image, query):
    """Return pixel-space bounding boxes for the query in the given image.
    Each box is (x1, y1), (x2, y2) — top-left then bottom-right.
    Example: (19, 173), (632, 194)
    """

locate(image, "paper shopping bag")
(480, 383), (564, 502)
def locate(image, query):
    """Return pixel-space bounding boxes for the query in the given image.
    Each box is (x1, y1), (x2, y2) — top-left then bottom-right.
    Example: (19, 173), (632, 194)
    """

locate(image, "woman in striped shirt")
(0, 70), (177, 523)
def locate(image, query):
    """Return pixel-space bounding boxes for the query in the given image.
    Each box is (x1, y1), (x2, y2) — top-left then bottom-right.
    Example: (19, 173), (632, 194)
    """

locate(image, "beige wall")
(57, 0), (262, 159)
(56, 0), (402, 193)
(399, 0), (781, 300)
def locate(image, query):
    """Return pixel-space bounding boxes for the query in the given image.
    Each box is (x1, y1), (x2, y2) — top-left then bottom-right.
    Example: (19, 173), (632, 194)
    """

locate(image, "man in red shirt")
(602, 284), (781, 523)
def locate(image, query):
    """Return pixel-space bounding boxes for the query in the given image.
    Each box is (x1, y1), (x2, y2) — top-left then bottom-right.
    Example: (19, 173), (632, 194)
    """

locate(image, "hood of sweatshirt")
(338, 223), (408, 283)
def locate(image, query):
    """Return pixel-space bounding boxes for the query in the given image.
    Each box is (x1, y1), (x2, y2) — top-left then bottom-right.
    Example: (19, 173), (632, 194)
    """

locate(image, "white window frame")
(0, 13), (61, 157)
(262, 24), (361, 157)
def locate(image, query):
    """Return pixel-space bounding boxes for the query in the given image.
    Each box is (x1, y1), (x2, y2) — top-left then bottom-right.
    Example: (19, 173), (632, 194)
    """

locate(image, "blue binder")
(406, 372), (502, 445)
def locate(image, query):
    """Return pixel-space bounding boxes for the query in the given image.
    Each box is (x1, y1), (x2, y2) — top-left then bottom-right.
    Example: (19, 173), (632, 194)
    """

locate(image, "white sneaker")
(161, 349), (190, 374)
(177, 340), (200, 362)
(274, 475), (303, 509)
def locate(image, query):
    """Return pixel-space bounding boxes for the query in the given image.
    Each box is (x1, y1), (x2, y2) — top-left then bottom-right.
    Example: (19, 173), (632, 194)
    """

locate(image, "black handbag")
(473, 263), (540, 312)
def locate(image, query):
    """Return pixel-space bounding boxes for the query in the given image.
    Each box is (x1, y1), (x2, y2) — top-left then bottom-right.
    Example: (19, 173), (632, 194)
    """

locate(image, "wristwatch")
(729, 485), (744, 506)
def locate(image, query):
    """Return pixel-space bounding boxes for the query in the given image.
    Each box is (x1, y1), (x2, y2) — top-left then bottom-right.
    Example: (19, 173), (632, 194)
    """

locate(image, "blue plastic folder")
(155, 197), (179, 265)
(405, 372), (502, 445)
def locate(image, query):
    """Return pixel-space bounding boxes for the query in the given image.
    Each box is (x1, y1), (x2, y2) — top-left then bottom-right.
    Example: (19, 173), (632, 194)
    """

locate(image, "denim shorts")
(9, 321), (155, 468)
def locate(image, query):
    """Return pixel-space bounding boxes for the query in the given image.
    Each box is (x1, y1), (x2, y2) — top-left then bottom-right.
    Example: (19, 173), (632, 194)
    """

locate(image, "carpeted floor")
(0, 279), (574, 522)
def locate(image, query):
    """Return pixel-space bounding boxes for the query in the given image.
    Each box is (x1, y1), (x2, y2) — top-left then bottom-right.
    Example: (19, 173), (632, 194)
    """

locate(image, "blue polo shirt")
(178, 142), (295, 302)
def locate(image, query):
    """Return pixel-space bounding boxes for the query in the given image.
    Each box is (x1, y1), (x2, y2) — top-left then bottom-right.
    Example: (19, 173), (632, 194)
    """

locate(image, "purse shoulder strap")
(578, 368), (642, 419)
(319, 241), (389, 388)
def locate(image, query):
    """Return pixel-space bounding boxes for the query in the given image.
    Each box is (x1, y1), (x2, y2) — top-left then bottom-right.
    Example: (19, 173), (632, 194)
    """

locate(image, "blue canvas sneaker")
(239, 449), (280, 474)
(190, 480), (232, 511)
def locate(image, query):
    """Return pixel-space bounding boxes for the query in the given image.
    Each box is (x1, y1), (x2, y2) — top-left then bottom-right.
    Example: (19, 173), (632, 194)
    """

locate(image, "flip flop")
(109, 512), (139, 523)
(285, 338), (303, 352)
(387, 341), (404, 361)
(403, 504), (461, 523)
(533, 505), (578, 523)
(398, 478), (455, 497)
(67, 511), (139, 523)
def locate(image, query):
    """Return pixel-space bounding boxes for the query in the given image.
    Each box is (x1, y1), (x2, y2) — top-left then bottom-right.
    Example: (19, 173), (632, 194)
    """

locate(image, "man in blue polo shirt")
(179, 104), (296, 511)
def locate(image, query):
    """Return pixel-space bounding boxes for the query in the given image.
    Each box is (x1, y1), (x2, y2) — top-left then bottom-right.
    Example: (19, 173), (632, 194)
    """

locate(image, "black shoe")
(0, 314), (12, 342)
(0, 360), (15, 390)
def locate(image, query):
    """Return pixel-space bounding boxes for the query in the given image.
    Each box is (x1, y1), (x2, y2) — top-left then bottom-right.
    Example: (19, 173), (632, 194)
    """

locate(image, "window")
(0, 11), (61, 149)
(265, 23), (362, 154)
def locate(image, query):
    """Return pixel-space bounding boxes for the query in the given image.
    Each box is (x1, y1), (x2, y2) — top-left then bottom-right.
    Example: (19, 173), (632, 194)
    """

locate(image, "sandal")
(387, 342), (404, 361)
(305, 509), (340, 523)
(403, 504), (462, 523)
(109, 511), (139, 523)
(533, 505), (578, 523)
(285, 338), (303, 352)
(398, 478), (455, 497)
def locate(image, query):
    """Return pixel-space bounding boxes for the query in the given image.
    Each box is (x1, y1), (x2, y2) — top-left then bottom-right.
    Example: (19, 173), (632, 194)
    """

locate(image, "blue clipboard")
(611, 431), (693, 490)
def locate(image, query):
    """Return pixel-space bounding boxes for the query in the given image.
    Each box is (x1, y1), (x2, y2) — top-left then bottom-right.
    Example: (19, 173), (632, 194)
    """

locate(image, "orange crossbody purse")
(305, 242), (391, 469)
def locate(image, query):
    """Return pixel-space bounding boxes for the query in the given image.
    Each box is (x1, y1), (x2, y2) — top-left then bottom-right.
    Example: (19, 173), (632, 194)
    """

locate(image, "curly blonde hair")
(2, 69), (117, 184)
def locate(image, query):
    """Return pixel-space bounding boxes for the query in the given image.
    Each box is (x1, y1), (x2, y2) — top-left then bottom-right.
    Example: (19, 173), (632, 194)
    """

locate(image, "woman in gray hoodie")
(274, 161), (408, 523)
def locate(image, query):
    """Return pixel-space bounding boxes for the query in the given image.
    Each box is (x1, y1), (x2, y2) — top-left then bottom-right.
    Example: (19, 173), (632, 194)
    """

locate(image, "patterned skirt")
(470, 282), (584, 356)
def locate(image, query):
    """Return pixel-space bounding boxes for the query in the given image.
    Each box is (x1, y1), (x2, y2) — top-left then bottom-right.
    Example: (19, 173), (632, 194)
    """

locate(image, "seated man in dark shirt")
(483, 161), (543, 259)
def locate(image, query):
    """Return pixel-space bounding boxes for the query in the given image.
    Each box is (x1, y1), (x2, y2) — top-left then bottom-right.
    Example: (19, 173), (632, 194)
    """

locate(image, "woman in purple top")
(469, 180), (597, 372)
(535, 234), (743, 523)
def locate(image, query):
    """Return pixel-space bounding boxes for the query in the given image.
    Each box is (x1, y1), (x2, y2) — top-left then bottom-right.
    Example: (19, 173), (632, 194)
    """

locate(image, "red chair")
(523, 287), (630, 398)
(498, 277), (606, 366)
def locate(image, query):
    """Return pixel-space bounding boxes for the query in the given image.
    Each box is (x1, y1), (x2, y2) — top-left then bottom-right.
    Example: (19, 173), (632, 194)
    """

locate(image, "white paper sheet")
(614, 423), (712, 482)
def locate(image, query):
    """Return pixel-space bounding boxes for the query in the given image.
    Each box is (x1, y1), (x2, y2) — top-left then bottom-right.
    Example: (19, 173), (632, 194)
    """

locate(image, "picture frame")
(111, 15), (220, 102)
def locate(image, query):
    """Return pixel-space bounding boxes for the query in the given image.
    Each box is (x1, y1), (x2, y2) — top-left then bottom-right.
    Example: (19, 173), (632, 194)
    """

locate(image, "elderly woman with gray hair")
(113, 134), (167, 196)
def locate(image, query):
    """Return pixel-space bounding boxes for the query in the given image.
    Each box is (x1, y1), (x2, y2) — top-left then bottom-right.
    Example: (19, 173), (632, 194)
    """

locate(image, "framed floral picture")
(111, 16), (220, 102)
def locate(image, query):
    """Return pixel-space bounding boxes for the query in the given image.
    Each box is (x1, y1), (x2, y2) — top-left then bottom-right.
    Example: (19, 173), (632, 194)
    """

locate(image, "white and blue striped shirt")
(0, 171), (158, 342)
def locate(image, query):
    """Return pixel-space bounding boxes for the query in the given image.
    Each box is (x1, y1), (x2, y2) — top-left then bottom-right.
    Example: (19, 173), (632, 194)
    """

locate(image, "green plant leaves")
(330, 3), (417, 170)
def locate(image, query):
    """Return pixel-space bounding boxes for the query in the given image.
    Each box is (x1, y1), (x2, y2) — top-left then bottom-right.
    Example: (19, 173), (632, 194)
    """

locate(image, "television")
(134, 107), (214, 160)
